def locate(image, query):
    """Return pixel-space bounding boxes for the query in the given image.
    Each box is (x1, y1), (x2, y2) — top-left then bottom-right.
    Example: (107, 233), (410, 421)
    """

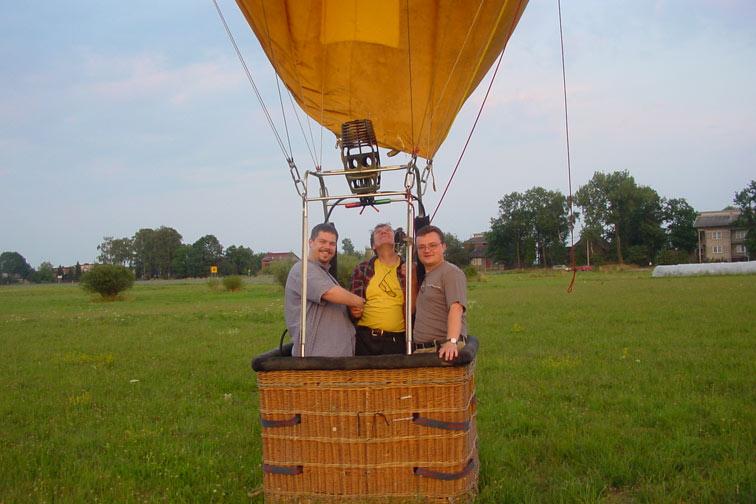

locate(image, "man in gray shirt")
(413, 225), (467, 361)
(285, 223), (365, 357)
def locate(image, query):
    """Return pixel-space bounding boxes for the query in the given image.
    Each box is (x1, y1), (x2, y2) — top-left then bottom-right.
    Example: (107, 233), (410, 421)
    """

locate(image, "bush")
(656, 249), (691, 266)
(207, 277), (221, 291)
(80, 264), (134, 300)
(463, 265), (480, 282)
(269, 260), (295, 288)
(337, 254), (360, 288)
(625, 245), (651, 266)
(222, 275), (243, 292)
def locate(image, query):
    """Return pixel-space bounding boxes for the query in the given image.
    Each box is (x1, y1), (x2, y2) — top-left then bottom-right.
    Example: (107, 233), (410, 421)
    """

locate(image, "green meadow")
(1, 271), (754, 503)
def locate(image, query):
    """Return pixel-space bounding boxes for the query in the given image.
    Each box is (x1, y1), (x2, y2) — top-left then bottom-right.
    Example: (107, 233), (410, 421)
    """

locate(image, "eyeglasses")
(378, 269), (397, 297)
(417, 242), (442, 252)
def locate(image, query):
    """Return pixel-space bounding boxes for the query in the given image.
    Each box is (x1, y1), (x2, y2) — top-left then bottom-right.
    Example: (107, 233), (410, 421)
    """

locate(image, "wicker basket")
(253, 338), (479, 503)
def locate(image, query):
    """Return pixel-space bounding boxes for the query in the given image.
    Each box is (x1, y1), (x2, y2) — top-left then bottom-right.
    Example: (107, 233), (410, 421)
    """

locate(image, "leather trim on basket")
(260, 414), (301, 428)
(413, 459), (475, 480)
(252, 336), (479, 372)
(412, 413), (470, 431)
(263, 464), (304, 476)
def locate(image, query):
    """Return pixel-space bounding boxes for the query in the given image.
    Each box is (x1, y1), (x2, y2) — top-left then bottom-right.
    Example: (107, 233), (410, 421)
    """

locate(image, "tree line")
(486, 173), (755, 268)
(3, 177), (752, 283)
(97, 227), (265, 279)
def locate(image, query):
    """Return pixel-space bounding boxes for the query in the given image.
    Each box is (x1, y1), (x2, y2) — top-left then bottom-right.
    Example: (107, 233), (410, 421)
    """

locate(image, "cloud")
(78, 52), (243, 105)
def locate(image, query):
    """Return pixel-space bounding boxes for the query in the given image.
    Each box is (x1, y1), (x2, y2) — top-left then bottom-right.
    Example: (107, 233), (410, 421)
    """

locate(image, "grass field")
(1, 271), (754, 503)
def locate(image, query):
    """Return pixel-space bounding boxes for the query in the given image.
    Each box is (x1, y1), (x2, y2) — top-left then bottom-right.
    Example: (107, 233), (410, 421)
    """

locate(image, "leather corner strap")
(414, 459), (475, 481)
(260, 414), (301, 428)
(412, 413), (470, 431)
(263, 464), (303, 476)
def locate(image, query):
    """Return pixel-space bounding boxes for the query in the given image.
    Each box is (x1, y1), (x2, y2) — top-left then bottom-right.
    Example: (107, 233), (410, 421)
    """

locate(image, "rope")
(405, 0), (416, 151)
(275, 76), (294, 157)
(430, 49), (504, 223)
(211, 0), (290, 161)
(288, 90), (319, 168)
(418, 0), (486, 155)
(430, 0), (526, 222)
(558, 0), (577, 293)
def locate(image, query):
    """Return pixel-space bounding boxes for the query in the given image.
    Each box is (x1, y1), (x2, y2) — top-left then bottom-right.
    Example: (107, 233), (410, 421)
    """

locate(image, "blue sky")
(2, 0), (754, 268)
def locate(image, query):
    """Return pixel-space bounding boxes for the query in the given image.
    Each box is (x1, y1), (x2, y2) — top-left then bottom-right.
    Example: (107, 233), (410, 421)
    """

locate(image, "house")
(261, 252), (299, 270)
(572, 235), (612, 265)
(693, 209), (748, 262)
(463, 233), (493, 269)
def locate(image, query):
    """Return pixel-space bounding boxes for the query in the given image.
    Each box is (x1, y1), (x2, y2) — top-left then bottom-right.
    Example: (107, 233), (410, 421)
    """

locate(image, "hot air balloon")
(217, 1), (529, 501)
(235, 0), (528, 159)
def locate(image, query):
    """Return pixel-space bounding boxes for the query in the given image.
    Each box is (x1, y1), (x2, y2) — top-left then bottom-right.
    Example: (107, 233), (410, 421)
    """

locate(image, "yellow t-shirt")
(358, 259), (405, 332)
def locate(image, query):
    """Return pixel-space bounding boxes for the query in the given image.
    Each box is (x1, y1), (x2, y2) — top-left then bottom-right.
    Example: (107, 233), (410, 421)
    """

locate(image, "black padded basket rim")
(252, 336), (478, 372)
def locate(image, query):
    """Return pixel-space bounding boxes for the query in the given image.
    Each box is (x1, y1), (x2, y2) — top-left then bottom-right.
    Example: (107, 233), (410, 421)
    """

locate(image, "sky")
(1, 0), (754, 268)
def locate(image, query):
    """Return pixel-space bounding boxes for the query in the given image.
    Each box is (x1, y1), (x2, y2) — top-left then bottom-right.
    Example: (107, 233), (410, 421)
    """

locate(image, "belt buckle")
(370, 328), (383, 337)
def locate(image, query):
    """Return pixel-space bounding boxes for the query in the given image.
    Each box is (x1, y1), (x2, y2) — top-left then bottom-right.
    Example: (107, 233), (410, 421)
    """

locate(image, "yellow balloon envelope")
(236, 0), (528, 159)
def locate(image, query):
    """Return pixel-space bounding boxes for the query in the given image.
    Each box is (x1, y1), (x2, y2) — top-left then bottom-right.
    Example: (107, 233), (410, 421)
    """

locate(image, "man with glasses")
(285, 223), (365, 357)
(349, 223), (411, 355)
(413, 225), (467, 361)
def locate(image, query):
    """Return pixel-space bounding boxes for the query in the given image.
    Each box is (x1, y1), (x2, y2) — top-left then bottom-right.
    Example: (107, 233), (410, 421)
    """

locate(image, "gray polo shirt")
(413, 261), (467, 344)
(284, 259), (356, 357)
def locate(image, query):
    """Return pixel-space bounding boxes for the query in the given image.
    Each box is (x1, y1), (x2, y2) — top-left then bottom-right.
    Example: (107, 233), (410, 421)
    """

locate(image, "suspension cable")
(418, 0), (486, 153)
(430, 48), (505, 223)
(287, 91), (319, 168)
(274, 76), (294, 157)
(404, 0), (416, 150)
(557, 0), (578, 293)
(430, 0), (526, 222)
(211, 0), (291, 161)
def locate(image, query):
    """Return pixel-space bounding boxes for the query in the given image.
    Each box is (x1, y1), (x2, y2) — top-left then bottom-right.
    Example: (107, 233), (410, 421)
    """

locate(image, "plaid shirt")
(350, 256), (407, 300)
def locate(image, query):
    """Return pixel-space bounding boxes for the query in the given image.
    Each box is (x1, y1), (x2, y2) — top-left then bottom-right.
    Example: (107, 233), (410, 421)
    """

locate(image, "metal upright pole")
(405, 200), (415, 355)
(299, 173), (309, 358)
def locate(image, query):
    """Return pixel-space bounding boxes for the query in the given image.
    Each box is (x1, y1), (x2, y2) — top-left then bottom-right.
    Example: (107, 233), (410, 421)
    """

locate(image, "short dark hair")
(310, 222), (338, 241)
(415, 225), (444, 244)
(369, 223), (393, 248)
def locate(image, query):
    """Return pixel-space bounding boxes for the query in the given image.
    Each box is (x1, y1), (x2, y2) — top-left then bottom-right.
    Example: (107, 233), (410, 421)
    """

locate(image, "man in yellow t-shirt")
(349, 223), (410, 355)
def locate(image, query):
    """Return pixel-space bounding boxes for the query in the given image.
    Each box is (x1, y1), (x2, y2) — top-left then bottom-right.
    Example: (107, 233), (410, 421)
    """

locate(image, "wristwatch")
(449, 337), (458, 345)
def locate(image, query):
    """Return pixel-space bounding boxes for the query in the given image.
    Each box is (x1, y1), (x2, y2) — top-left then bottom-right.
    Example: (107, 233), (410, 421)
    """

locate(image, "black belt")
(413, 335), (466, 350)
(356, 326), (404, 338)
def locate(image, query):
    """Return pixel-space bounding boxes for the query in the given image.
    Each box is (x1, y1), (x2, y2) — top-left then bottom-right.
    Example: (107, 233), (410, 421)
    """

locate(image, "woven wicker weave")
(256, 360), (478, 503)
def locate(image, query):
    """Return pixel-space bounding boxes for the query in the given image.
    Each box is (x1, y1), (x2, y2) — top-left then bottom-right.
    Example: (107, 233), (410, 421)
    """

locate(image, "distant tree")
(186, 235), (223, 277)
(131, 227), (182, 278)
(661, 198), (697, 253)
(80, 264), (134, 300)
(0, 251), (33, 283)
(337, 254), (360, 287)
(97, 237), (134, 267)
(575, 171), (664, 264)
(734, 180), (756, 257)
(443, 233), (470, 268)
(223, 245), (259, 275)
(171, 244), (193, 278)
(152, 226), (183, 277)
(629, 185), (665, 264)
(341, 238), (358, 256)
(30, 261), (56, 283)
(487, 187), (568, 268)
(487, 191), (533, 268)
(132, 228), (157, 279)
(526, 187), (568, 266)
(75, 262), (82, 281)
